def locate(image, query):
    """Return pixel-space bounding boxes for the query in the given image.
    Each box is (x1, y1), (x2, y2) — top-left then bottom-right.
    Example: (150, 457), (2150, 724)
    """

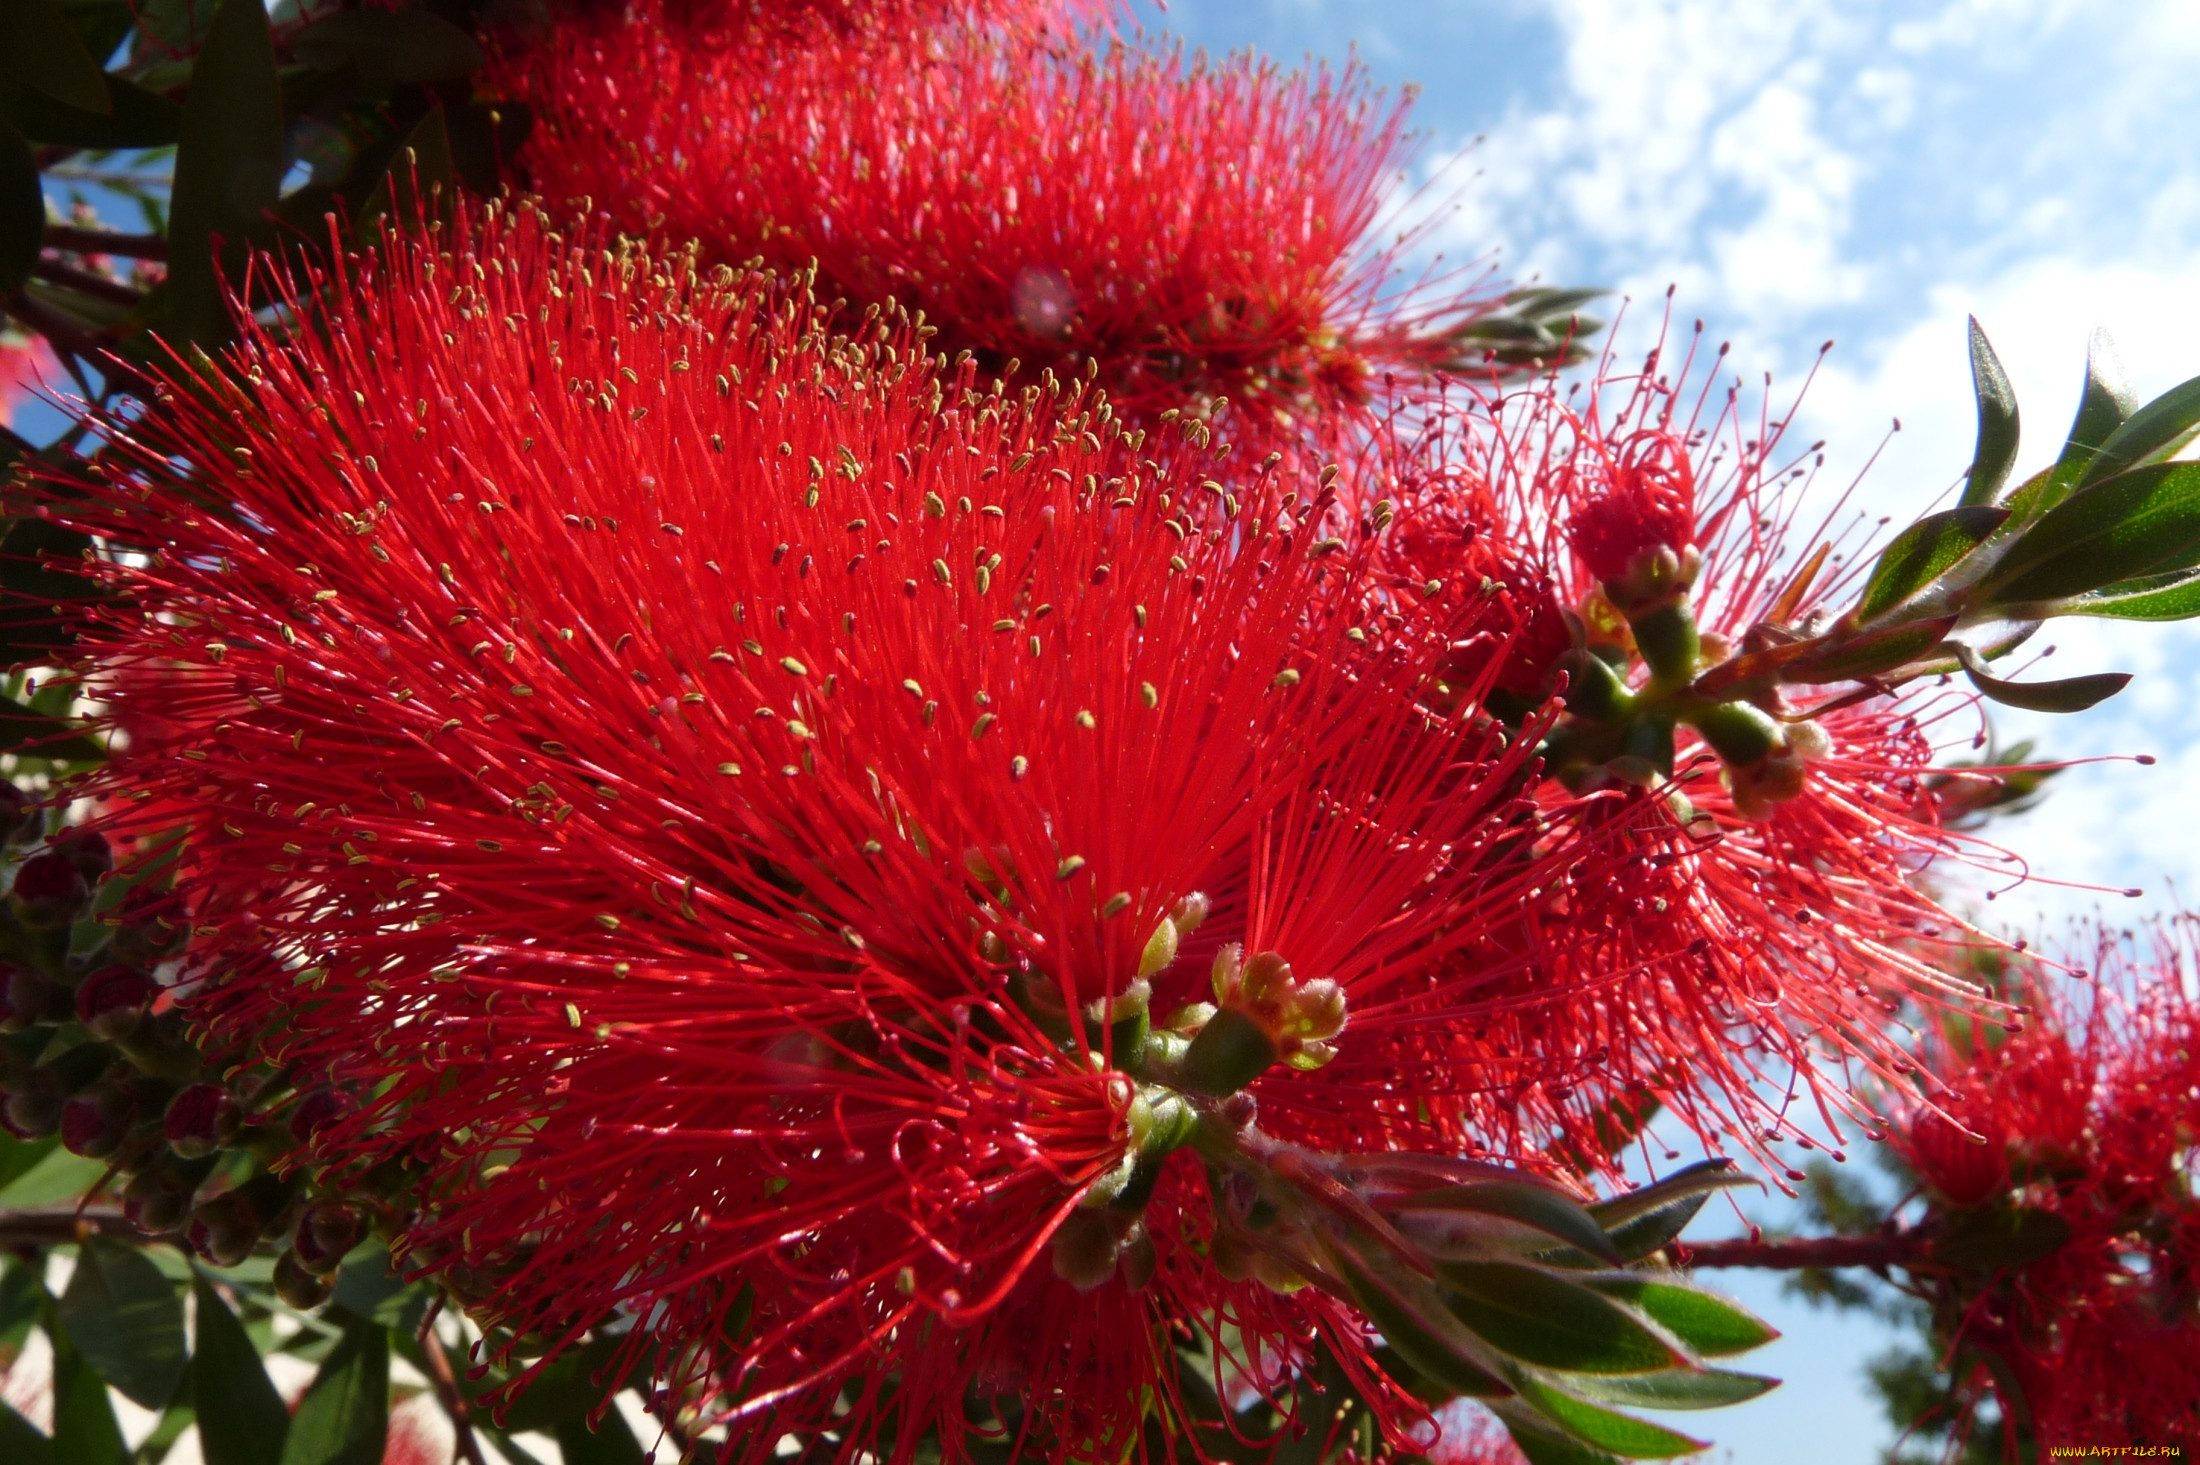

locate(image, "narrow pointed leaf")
(1960, 318), (2020, 506)
(2044, 567), (2200, 622)
(1388, 1181), (1621, 1265)
(57, 1235), (187, 1408)
(2033, 327), (2138, 516)
(555, 1411), (646, 1465)
(192, 1272), (290, 1465)
(0, 115), (39, 293)
(0, 1402), (53, 1465)
(1586, 1161), (1753, 1231)
(1329, 1245), (1511, 1399)
(1857, 507), (2008, 621)
(1508, 1374), (1706, 1459)
(293, 10), (484, 85)
(4, 0), (111, 115)
(1495, 1408), (1625, 1465)
(1983, 462), (2200, 604)
(278, 1315), (388, 1465)
(165, 0), (284, 348)
(495, 1335), (637, 1431)
(1438, 1262), (1681, 1376)
(357, 108), (455, 242)
(2077, 372), (2200, 490)
(1585, 1277), (1780, 1358)
(1546, 1367), (1778, 1410)
(1781, 614), (1957, 685)
(50, 1318), (127, 1465)
(0, 72), (183, 149)
(1955, 645), (2128, 714)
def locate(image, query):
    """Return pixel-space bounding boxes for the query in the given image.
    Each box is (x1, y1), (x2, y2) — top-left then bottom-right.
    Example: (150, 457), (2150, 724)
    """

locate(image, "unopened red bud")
(1209, 1227), (1256, 1282)
(289, 1087), (348, 1145)
(61, 1087), (138, 1159)
(9, 850), (89, 929)
(1117, 1225), (1157, 1292)
(0, 784), (35, 848)
(53, 828), (113, 883)
(189, 1195), (261, 1267)
(3, 1087), (63, 1138)
(164, 1083), (241, 1159)
(0, 967), (56, 1032)
(123, 1158), (212, 1236)
(292, 1203), (363, 1274)
(76, 966), (158, 1041)
(1048, 1208), (1120, 1291)
(110, 886), (190, 967)
(273, 1250), (335, 1309)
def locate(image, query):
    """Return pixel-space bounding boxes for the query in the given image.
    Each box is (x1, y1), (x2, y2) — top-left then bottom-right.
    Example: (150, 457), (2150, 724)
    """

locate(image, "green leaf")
(0, 1403), (54, 1465)
(0, 1259), (41, 1351)
(51, 1310), (129, 1465)
(1329, 1245), (1512, 1399)
(192, 1272), (290, 1465)
(1546, 1366), (1778, 1411)
(0, 690), (105, 761)
(1586, 1277), (1779, 1358)
(1, 0), (111, 115)
(1960, 318), (2021, 507)
(0, 71), (182, 149)
(357, 107), (455, 242)
(1438, 1262), (1680, 1376)
(0, 1399), (55, 1460)
(293, 10), (484, 84)
(2076, 372), (2200, 491)
(555, 1410), (646, 1465)
(1983, 461), (2200, 604)
(164, 0), (284, 348)
(1953, 644), (2128, 714)
(2032, 327), (2139, 517)
(1386, 1181), (1622, 1265)
(1586, 1160), (1753, 1234)
(277, 1314), (389, 1465)
(0, 1134), (56, 1191)
(57, 1235), (187, 1409)
(1856, 506), (2008, 621)
(494, 1335), (638, 1431)
(0, 114), (39, 295)
(0, 1142), (107, 1206)
(1507, 1374), (1707, 1459)
(1779, 613), (1958, 686)
(1586, 1163), (1757, 1265)
(1930, 1205), (2072, 1273)
(1502, 1422), (1624, 1465)
(2047, 567), (2200, 622)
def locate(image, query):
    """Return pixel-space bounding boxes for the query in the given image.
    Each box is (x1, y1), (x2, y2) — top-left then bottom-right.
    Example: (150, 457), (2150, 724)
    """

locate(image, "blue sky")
(1152, 1), (2200, 1459)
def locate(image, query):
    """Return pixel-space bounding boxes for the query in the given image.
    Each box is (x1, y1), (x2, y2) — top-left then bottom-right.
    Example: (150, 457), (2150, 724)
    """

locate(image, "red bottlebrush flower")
(1563, 428), (1697, 589)
(546, 0), (1057, 44)
(1886, 925), (2200, 1446)
(52, 202), (1563, 1460)
(1353, 328), (2016, 1178)
(506, 17), (1488, 459)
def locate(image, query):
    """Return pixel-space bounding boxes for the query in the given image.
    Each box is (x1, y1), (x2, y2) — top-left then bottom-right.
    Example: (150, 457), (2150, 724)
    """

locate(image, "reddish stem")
(44, 225), (169, 261)
(1679, 1231), (1923, 1271)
